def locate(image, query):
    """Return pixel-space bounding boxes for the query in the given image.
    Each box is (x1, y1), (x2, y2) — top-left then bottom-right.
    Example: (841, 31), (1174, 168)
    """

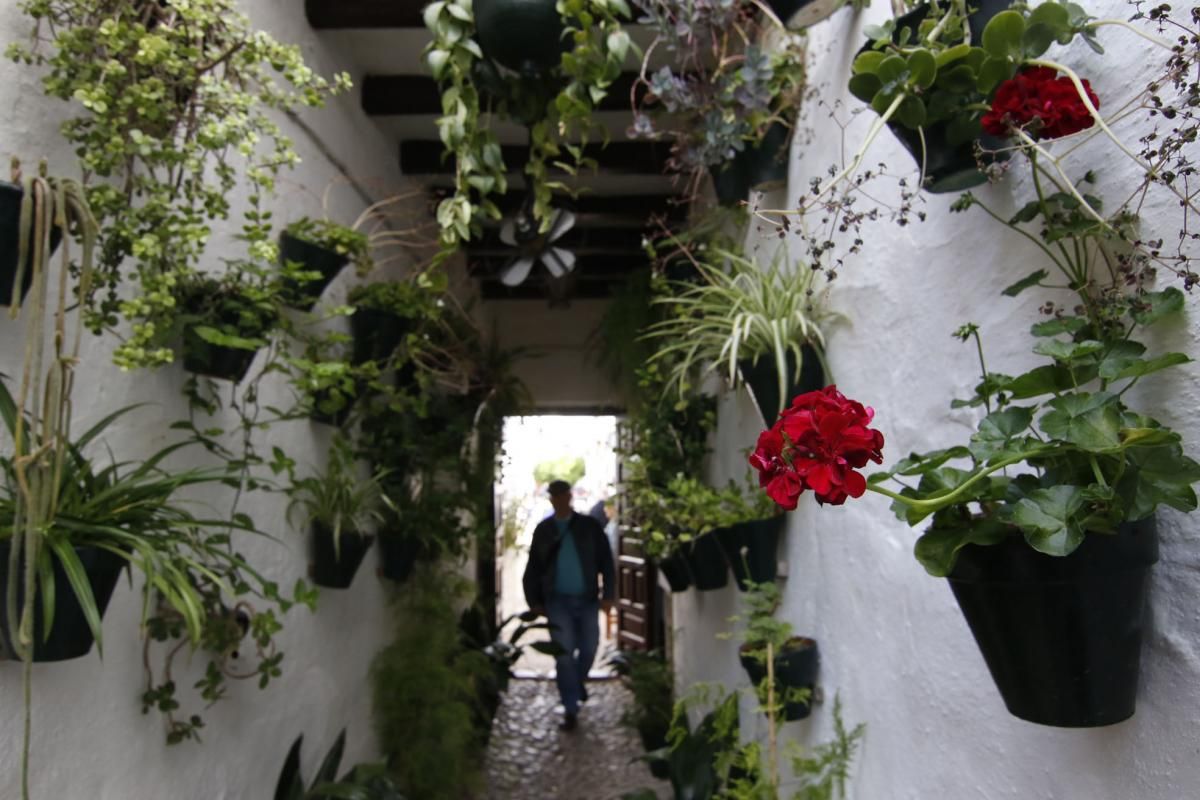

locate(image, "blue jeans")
(546, 594), (599, 716)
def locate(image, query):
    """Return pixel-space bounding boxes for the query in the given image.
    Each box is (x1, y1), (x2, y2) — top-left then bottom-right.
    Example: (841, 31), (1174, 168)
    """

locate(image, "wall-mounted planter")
(377, 533), (424, 584)
(181, 326), (258, 382)
(473, 0), (565, 74)
(350, 308), (410, 365)
(0, 180), (63, 307)
(309, 524), (375, 589)
(684, 532), (729, 591)
(739, 636), (819, 721)
(709, 159), (751, 208)
(717, 515), (785, 591)
(738, 342), (825, 425)
(0, 541), (125, 662)
(855, 0), (1011, 193)
(947, 518), (1157, 728)
(279, 231), (349, 311)
(656, 550), (693, 593)
(745, 121), (792, 192)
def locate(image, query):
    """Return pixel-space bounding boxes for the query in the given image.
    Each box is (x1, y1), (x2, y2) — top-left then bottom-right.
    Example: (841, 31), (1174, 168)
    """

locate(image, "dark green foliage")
(274, 728), (407, 800)
(615, 650), (675, 753)
(370, 572), (487, 800)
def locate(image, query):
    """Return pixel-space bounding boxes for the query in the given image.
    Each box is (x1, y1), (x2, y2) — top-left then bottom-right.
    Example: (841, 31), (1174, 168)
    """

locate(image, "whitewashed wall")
(0, 2), (422, 797)
(675, 1), (1200, 798)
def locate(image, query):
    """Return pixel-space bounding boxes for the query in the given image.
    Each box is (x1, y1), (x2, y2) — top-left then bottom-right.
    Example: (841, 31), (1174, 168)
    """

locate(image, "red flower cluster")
(981, 67), (1101, 140)
(748, 386), (885, 509)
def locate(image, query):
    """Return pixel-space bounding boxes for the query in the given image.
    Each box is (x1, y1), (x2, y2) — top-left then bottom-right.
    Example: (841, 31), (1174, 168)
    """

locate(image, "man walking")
(523, 479), (616, 731)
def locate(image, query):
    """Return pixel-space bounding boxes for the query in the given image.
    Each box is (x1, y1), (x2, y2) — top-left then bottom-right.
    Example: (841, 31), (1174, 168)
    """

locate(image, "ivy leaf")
(1038, 392), (1122, 451)
(191, 326), (265, 351)
(1001, 269), (1048, 296)
(970, 407), (1035, 461)
(1008, 485), (1086, 556)
(1116, 445), (1200, 519)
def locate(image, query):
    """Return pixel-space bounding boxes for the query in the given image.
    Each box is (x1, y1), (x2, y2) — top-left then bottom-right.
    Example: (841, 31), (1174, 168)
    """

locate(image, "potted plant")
(716, 475), (788, 591)
(0, 160), (65, 308)
(348, 272), (446, 366)
(175, 271), (280, 382)
(628, 0), (806, 203)
(279, 218), (372, 310)
(275, 728), (406, 799)
(736, 580), (818, 721)
(645, 243), (832, 426)
(288, 438), (392, 589)
(613, 649), (675, 779)
(424, 0), (633, 256)
(9, 0), (350, 370)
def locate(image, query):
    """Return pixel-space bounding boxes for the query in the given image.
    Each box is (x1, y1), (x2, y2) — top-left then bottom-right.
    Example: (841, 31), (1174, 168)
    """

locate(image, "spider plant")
(643, 245), (833, 421)
(287, 436), (392, 558)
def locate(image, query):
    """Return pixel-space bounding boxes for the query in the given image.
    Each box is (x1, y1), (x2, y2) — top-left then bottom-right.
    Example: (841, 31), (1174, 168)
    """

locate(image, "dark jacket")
(522, 511), (615, 608)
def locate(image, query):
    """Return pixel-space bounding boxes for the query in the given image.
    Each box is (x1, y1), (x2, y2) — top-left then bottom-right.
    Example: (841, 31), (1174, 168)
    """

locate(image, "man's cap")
(547, 479), (572, 496)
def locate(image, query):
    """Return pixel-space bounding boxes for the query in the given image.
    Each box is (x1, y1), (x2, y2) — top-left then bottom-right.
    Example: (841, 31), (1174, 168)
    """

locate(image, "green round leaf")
(981, 10), (1026, 59)
(848, 73), (883, 104)
(906, 49), (937, 89)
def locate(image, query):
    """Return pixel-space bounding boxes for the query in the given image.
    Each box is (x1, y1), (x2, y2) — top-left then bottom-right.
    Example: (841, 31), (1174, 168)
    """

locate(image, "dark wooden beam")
(401, 140), (669, 175)
(466, 253), (647, 277)
(363, 73), (645, 116)
(306, 0), (424, 29)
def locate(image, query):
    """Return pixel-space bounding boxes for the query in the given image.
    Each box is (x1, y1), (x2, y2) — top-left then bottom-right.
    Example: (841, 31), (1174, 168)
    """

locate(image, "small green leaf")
(1030, 317), (1087, 337)
(1032, 338), (1103, 362)
(906, 49), (937, 89)
(914, 517), (1011, 577)
(934, 43), (973, 68)
(982, 11), (1026, 59)
(977, 56), (1013, 95)
(848, 73), (883, 104)
(895, 94), (927, 128)
(852, 51), (887, 75)
(1001, 269), (1049, 297)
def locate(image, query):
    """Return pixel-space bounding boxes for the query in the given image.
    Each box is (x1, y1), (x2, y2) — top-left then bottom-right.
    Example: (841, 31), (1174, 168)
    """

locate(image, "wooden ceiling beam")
(363, 73), (645, 116)
(306, 0), (425, 29)
(401, 140), (670, 175)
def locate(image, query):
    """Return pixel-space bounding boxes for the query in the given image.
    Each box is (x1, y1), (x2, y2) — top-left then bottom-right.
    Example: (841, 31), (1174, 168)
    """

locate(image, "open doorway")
(496, 414), (619, 678)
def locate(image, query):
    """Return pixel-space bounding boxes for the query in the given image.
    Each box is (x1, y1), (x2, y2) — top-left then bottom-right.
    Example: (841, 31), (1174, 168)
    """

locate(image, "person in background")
(523, 479), (615, 731)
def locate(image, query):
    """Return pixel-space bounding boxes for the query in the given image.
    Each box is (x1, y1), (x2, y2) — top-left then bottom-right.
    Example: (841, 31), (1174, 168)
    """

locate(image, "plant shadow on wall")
(748, 0), (1200, 729)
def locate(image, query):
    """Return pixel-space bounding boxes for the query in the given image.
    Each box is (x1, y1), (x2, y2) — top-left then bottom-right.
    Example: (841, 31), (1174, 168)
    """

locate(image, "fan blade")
(501, 256), (536, 286)
(499, 219), (517, 247)
(547, 209), (576, 242)
(541, 247), (576, 278)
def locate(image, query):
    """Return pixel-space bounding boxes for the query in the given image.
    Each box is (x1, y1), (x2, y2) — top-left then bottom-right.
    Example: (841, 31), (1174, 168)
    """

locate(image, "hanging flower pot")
(947, 518), (1158, 728)
(279, 230), (350, 311)
(473, 0), (566, 75)
(0, 541), (126, 662)
(0, 180), (63, 307)
(181, 325), (259, 382)
(376, 533), (425, 584)
(738, 342), (825, 426)
(683, 531), (729, 591)
(768, 0), (848, 28)
(307, 386), (354, 427)
(309, 524), (375, 589)
(709, 158), (751, 207)
(739, 637), (819, 721)
(745, 122), (793, 192)
(351, 308), (410, 365)
(852, 0), (1012, 193)
(717, 515), (785, 591)
(656, 549), (693, 593)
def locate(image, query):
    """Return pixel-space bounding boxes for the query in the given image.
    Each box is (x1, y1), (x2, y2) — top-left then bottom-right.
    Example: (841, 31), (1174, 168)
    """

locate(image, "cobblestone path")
(485, 678), (670, 800)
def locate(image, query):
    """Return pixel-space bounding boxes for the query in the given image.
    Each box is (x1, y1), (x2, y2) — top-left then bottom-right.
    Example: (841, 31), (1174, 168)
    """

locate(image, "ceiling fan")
(497, 196), (577, 287)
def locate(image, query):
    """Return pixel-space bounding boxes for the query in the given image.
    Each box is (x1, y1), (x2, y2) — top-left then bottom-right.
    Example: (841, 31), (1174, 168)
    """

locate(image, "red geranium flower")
(981, 67), (1100, 140)
(749, 386), (885, 509)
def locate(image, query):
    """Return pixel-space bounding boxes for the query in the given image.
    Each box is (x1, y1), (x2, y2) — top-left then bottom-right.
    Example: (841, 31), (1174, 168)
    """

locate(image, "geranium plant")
(628, 0), (807, 199)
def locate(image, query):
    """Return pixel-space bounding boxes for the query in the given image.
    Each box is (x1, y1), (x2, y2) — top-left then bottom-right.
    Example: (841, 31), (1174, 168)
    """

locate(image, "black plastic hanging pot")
(739, 637), (819, 721)
(946, 518), (1158, 727)
(684, 532), (729, 591)
(473, 0), (566, 75)
(745, 122), (793, 192)
(181, 325), (258, 382)
(308, 387), (354, 427)
(0, 541), (126, 662)
(656, 550), (693, 593)
(350, 308), (410, 365)
(709, 158), (751, 207)
(279, 231), (350, 310)
(0, 180), (64, 307)
(717, 515), (785, 591)
(309, 524), (375, 589)
(377, 533), (424, 584)
(856, 0), (1012, 193)
(768, 0), (847, 27)
(738, 342), (825, 425)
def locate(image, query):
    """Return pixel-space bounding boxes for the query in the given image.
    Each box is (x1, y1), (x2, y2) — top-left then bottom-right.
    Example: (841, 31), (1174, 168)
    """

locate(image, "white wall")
(0, 3), (421, 797)
(674, 2), (1200, 797)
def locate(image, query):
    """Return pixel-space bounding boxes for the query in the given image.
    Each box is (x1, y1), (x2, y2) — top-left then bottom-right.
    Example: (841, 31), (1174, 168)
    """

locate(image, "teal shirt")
(553, 517), (586, 596)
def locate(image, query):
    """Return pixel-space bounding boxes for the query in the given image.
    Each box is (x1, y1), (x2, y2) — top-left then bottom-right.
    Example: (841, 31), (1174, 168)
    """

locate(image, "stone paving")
(484, 678), (670, 800)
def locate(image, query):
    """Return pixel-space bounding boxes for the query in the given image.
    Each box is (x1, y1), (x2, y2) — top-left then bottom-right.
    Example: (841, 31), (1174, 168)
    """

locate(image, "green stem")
(868, 450), (1039, 516)
(972, 198), (1068, 275)
(1089, 455), (1108, 488)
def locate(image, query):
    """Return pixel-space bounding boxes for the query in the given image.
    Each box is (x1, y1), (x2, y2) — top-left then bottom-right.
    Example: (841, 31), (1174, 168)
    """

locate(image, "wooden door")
(615, 421), (657, 651)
